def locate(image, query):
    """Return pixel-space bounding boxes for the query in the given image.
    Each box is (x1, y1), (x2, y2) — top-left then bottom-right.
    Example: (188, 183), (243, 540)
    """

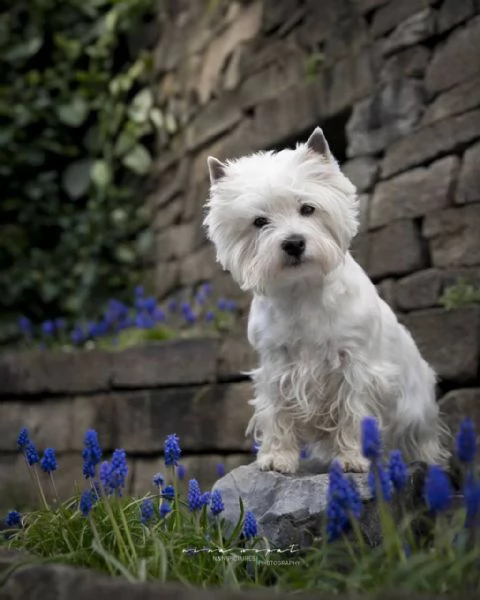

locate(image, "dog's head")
(203, 128), (358, 293)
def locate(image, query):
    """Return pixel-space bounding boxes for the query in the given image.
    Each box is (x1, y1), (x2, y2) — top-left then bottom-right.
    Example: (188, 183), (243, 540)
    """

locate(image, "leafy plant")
(0, 0), (166, 324)
(439, 278), (480, 310)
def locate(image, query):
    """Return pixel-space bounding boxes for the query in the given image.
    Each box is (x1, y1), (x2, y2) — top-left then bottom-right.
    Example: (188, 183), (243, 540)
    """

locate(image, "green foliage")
(0, 0), (163, 323)
(304, 52), (325, 82)
(439, 278), (480, 310)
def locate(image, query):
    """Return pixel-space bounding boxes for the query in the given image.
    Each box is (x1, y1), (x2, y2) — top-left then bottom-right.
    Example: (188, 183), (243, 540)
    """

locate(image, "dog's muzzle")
(281, 235), (306, 259)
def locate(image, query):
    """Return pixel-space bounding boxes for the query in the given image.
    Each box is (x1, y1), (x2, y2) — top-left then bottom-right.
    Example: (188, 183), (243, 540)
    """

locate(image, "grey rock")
(423, 204), (480, 268)
(437, 0), (476, 35)
(425, 15), (480, 96)
(376, 278), (396, 309)
(155, 223), (202, 261)
(368, 220), (427, 279)
(395, 269), (443, 311)
(179, 244), (219, 286)
(346, 79), (424, 157)
(401, 306), (480, 382)
(439, 388), (480, 438)
(155, 261), (180, 299)
(342, 157), (378, 193)
(371, 0), (430, 37)
(382, 9), (436, 56)
(185, 94), (242, 152)
(380, 46), (431, 81)
(382, 108), (480, 178)
(422, 76), (480, 126)
(457, 141), (480, 204)
(153, 197), (184, 232)
(370, 155), (459, 228)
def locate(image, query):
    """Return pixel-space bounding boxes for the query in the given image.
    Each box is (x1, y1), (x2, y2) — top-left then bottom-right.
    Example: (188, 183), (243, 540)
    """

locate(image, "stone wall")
(149, 0), (480, 415)
(0, 338), (256, 509)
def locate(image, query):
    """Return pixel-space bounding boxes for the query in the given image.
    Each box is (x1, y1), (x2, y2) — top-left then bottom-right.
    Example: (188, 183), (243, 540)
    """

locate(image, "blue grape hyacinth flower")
(79, 490), (95, 517)
(153, 473), (165, 488)
(216, 463), (225, 478)
(361, 417), (382, 461)
(82, 429), (102, 479)
(160, 501), (171, 518)
(140, 498), (155, 524)
(243, 511), (258, 539)
(368, 462), (392, 502)
(162, 485), (175, 501)
(164, 434), (181, 466)
(17, 427), (29, 450)
(326, 460), (363, 541)
(388, 450), (408, 491)
(25, 441), (39, 466)
(188, 479), (202, 512)
(456, 418), (477, 464)
(40, 448), (57, 473)
(4, 511), (22, 528)
(210, 490), (224, 516)
(464, 473), (480, 528)
(177, 464), (186, 480)
(424, 465), (452, 513)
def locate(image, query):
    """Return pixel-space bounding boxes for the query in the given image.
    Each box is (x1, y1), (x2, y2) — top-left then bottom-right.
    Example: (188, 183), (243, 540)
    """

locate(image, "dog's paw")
(257, 451), (299, 474)
(336, 455), (370, 473)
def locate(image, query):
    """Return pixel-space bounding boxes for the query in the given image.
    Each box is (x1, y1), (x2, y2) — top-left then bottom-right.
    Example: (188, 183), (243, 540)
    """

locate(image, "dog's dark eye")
(300, 204), (315, 216)
(253, 217), (269, 228)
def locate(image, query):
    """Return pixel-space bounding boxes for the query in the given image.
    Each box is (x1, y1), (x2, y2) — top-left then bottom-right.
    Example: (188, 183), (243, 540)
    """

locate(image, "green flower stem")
(100, 492), (130, 565)
(31, 465), (49, 511)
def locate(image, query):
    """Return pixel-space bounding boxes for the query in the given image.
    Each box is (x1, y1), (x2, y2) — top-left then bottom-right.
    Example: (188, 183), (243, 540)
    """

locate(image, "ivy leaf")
(57, 97), (90, 127)
(62, 159), (93, 199)
(5, 36), (43, 62)
(149, 107), (164, 130)
(128, 88), (153, 123)
(90, 160), (112, 188)
(122, 144), (151, 175)
(115, 245), (135, 264)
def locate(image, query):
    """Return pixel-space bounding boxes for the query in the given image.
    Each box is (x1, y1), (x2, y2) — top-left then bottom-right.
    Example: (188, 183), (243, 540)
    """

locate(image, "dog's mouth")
(284, 256), (306, 268)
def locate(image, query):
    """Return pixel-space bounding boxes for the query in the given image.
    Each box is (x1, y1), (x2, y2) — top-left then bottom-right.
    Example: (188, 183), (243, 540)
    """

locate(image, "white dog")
(204, 128), (448, 474)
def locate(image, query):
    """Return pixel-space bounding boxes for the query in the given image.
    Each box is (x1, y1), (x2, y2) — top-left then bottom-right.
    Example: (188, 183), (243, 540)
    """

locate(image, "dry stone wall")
(150, 0), (480, 418)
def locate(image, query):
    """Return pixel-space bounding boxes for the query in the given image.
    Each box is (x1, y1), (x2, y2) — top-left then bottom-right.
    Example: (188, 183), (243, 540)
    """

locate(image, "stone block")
(395, 269), (442, 311)
(382, 108), (480, 178)
(437, 0), (476, 34)
(422, 77), (480, 126)
(71, 394), (117, 452)
(0, 399), (73, 453)
(425, 16), (480, 96)
(152, 196), (183, 232)
(439, 388), (480, 438)
(350, 232), (370, 272)
(352, 0), (389, 14)
(342, 157), (379, 193)
(148, 159), (189, 211)
(154, 261), (180, 300)
(155, 223), (203, 261)
(185, 95), (242, 152)
(0, 350), (113, 396)
(357, 194), (371, 233)
(457, 141), (480, 204)
(376, 278), (396, 309)
(115, 382), (253, 453)
(218, 335), (257, 380)
(402, 307), (480, 381)
(380, 46), (431, 81)
(347, 79), (424, 157)
(370, 156), (459, 228)
(382, 9), (436, 56)
(368, 220), (427, 279)
(423, 204), (480, 268)
(179, 245), (219, 286)
(371, 0), (430, 37)
(326, 50), (374, 115)
(111, 338), (219, 389)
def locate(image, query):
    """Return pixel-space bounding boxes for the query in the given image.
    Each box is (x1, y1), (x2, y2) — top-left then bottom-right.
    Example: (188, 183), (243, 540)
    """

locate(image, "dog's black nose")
(281, 235), (306, 257)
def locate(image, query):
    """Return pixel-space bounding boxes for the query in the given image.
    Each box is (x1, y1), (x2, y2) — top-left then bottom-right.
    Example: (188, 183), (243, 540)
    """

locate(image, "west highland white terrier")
(204, 127), (448, 474)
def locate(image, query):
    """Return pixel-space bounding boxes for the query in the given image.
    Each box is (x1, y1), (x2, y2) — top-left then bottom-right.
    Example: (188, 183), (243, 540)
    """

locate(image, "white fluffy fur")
(204, 129), (449, 474)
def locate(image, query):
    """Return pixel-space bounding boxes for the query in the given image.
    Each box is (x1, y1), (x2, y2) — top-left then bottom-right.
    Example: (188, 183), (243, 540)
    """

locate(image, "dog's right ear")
(306, 127), (334, 161)
(207, 156), (226, 184)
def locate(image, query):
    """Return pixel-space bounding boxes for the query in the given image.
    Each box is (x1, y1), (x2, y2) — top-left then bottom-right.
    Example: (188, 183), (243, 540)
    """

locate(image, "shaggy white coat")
(204, 128), (448, 474)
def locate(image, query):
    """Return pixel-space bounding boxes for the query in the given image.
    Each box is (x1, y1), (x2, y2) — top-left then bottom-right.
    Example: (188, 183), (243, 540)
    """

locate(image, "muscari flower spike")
(326, 460), (363, 541)
(40, 448), (57, 473)
(140, 498), (155, 524)
(216, 463), (225, 478)
(388, 450), (408, 491)
(160, 501), (171, 517)
(153, 472), (165, 488)
(200, 491), (211, 507)
(188, 479), (202, 512)
(361, 416), (382, 462)
(42, 320), (55, 336)
(4, 510), (22, 528)
(17, 427), (29, 450)
(464, 473), (480, 528)
(243, 511), (257, 539)
(79, 490), (95, 517)
(210, 490), (224, 516)
(424, 465), (452, 513)
(368, 462), (392, 502)
(456, 418), (477, 464)
(108, 449), (128, 495)
(82, 429), (102, 479)
(162, 485), (175, 501)
(164, 434), (181, 467)
(177, 464), (186, 480)
(25, 441), (39, 466)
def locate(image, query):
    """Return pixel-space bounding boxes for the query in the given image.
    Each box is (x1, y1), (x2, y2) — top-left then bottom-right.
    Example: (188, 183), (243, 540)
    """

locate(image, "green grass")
(2, 464), (480, 593)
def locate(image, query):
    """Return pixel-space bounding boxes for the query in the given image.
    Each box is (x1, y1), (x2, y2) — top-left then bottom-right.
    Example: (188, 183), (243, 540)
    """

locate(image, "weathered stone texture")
(439, 388), (480, 435)
(370, 156), (459, 228)
(347, 79), (424, 157)
(368, 220), (427, 279)
(423, 205), (480, 268)
(425, 16), (480, 95)
(382, 108), (480, 178)
(421, 77), (480, 126)
(402, 307), (480, 382)
(371, 0), (430, 38)
(342, 157), (378, 193)
(382, 9), (436, 56)
(457, 141), (480, 204)
(395, 269), (443, 312)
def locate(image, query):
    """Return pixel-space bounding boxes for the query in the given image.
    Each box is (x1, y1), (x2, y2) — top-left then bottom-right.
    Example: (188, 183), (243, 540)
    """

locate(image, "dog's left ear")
(208, 156), (226, 184)
(306, 127), (333, 160)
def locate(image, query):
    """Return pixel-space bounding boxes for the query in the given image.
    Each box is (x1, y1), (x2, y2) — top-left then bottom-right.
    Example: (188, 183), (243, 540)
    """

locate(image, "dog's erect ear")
(306, 127), (332, 159)
(208, 156), (226, 184)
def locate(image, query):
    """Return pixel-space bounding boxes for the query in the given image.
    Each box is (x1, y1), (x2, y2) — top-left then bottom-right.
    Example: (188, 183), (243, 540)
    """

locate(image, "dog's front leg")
(251, 405), (300, 474)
